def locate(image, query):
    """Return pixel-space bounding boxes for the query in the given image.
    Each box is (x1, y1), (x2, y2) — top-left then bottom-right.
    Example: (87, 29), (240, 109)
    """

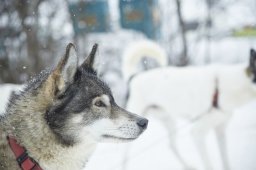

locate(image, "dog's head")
(45, 43), (148, 145)
(249, 48), (256, 83)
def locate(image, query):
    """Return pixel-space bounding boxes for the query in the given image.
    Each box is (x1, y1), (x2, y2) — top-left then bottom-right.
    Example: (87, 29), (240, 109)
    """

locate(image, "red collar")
(7, 136), (43, 170)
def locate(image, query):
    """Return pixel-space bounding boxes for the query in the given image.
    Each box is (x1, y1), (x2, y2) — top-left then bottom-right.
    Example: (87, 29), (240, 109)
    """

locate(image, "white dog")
(123, 42), (256, 170)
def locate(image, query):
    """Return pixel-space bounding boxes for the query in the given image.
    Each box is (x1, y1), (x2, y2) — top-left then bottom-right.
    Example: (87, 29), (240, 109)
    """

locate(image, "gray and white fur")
(0, 43), (148, 170)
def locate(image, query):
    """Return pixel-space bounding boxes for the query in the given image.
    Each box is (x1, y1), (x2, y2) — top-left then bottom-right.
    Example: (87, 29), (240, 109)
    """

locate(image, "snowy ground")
(1, 84), (256, 170)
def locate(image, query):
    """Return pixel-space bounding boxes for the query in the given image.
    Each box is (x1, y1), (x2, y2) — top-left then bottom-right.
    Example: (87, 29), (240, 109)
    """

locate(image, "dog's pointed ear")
(250, 48), (256, 69)
(80, 43), (98, 71)
(249, 48), (256, 82)
(52, 43), (79, 92)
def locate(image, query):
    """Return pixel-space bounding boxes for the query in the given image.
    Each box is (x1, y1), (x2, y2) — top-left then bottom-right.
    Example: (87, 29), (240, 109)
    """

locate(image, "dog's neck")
(6, 112), (97, 170)
(29, 126), (97, 170)
(5, 91), (98, 170)
(36, 137), (97, 170)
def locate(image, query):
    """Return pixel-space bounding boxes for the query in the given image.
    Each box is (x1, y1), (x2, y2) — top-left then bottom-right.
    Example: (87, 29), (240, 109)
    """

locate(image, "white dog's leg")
(192, 132), (213, 170)
(168, 132), (194, 170)
(215, 120), (230, 170)
(156, 112), (194, 170)
(144, 107), (194, 170)
(191, 116), (214, 170)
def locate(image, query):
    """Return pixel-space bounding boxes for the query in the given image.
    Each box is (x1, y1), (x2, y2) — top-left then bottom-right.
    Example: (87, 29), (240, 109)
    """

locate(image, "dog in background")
(123, 43), (256, 170)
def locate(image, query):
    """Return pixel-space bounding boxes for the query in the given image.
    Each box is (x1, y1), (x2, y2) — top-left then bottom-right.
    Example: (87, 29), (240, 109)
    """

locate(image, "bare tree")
(204, 0), (213, 64)
(0, 0), (69, 84)
(16, 0), (44, 74)
(175, 0), (189, 66)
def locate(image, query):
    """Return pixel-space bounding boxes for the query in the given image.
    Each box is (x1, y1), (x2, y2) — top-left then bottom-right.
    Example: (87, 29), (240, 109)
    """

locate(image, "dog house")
(68, 0), (110, 35)
(119, 0), (161, 39)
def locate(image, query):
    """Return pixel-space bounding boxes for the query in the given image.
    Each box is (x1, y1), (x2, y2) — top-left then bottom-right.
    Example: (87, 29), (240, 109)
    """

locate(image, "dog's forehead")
(80, 71), (112, 96)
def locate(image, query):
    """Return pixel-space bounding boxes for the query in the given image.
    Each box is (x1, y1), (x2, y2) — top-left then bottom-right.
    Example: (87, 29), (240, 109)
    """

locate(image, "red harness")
(212, 78), (219, 108)
(7, 136), (43, 170)
(213, 87), (219, 108)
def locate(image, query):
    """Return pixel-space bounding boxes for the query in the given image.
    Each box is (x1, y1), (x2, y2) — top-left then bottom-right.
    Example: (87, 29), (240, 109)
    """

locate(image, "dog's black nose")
(137, 118), (148, 129)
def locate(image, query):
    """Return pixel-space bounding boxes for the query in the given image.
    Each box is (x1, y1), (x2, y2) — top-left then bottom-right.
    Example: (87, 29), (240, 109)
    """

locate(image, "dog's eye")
(94, 100), (106, 107)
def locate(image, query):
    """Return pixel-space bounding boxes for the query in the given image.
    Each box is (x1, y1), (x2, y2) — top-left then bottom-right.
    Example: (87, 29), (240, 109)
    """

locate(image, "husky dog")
(0, 43), (148, 170)
(124, 47), (256, 170)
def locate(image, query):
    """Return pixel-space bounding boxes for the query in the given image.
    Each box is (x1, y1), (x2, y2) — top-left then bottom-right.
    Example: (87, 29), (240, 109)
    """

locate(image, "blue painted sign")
(68, 1), (110, 34)
(119, 0), (161, 39)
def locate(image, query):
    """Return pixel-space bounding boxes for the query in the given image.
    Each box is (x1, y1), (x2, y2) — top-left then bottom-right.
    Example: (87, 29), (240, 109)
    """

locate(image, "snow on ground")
(1, 85), (256, 170)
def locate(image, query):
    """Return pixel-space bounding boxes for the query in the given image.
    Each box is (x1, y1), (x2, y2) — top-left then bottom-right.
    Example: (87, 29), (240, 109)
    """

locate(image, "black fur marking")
(80, 66), (97, 76)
